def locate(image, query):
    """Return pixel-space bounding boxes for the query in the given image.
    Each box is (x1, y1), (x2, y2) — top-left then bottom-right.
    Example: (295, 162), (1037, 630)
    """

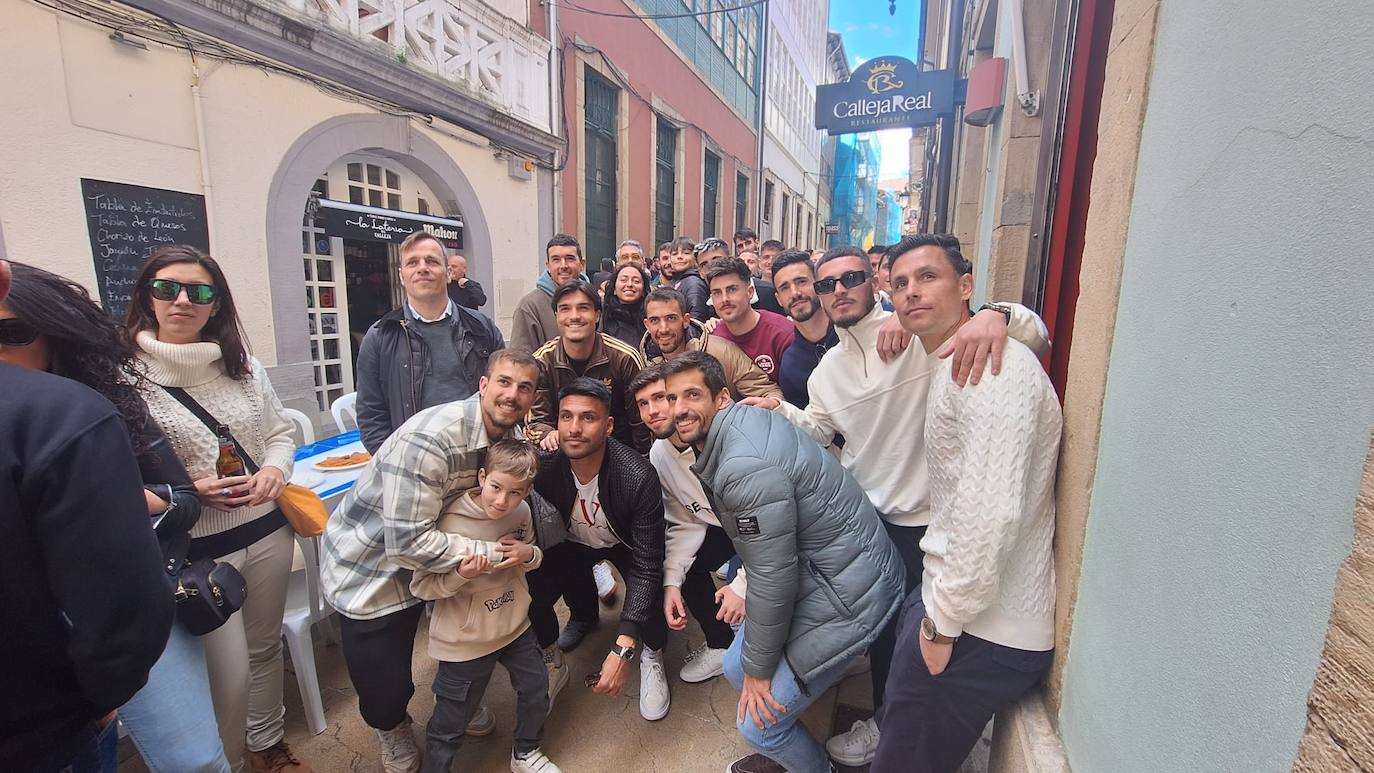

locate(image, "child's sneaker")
(511, 747), (561, 773)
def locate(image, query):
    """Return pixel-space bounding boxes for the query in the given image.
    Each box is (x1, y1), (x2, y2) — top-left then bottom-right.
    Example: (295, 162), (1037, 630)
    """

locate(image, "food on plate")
(316, 451), (371, 468)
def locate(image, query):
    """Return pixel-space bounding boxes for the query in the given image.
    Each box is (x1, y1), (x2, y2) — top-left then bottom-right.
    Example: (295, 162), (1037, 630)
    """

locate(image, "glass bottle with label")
(215, 424), (246, 478)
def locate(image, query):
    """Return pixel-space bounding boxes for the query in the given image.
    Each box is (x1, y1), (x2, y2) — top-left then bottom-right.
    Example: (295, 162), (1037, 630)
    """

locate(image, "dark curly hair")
(5, 262), (158, 458)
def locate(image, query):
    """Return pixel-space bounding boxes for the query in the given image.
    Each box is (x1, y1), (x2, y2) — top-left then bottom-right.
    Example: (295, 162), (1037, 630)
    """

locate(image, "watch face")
(920, 616), (936, 641)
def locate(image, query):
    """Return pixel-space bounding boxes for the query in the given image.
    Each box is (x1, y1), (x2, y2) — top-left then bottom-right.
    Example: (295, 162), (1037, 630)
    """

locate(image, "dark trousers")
(528, 540), (667, 652)
(680, 525), (739, 649)
(339, 603), (426, 731)
(871, 521), (926, 711)
(872, 595), (1052, 773)
(422, 628), (549, 773)
(560, 557), (601, 625)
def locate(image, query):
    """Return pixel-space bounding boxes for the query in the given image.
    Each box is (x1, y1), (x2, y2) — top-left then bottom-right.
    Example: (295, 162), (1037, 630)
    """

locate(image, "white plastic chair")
(330, 392), (357, 434)
(283, 536), (335, 736)
(280, 407), (316, 446)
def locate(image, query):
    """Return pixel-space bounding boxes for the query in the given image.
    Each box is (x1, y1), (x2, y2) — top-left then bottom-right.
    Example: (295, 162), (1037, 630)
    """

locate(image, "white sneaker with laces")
(825, 717), (880, 767)
(638, 648), (671, 720)
(679, 643), (728, 683)
(593, 561), (617, 601)
(543, 646), (570, 710)
(511, 747), (562, 773)
(375, 717), (421, 773)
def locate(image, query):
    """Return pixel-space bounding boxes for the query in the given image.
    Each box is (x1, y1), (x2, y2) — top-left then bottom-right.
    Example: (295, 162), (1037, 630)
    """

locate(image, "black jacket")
(534, 438), (666, 642)
(600, 294), (647, 349)
(446, 278), (487, 310)
(355, 304), (505, 453)
(672, 270), (711, 322)
(141, 428), (203, 576)
(0, 365), (173, 770)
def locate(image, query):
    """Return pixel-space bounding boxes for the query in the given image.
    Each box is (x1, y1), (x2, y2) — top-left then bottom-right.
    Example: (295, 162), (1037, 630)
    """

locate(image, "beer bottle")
(215, 424), (246, 478)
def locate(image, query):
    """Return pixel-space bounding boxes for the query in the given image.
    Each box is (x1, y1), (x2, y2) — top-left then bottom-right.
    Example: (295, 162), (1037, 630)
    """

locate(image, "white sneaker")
(465, 703), (495, 736)
(543, 646), (570, 711)
(825, 717), (880, 767)
(638, 648), (671, 720)
(843, 652), (872, 678)
(511, 747), (562, 773)
(593, 560), (617, 602)
(679, 643), (728, 683)
(714, 561), (731, 581)
(375, 717), (421, 773)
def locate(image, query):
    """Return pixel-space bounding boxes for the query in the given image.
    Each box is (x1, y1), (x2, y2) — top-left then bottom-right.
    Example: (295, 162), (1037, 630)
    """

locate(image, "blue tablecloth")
(293, 429), (366, 502)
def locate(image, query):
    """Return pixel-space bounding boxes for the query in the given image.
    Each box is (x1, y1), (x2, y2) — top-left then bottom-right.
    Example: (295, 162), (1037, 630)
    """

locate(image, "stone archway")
(265, 113), (492, 368)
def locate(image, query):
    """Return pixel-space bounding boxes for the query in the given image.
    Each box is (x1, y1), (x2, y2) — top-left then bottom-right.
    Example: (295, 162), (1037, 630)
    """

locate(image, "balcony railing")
(278, 0), (552, 133)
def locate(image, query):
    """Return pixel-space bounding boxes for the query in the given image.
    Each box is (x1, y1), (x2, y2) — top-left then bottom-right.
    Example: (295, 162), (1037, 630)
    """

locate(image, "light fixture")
(109, 31), (148, 51)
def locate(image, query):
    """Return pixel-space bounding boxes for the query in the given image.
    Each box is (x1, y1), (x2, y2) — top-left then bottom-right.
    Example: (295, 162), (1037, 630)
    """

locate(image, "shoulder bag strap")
(157, 385), (261, 475)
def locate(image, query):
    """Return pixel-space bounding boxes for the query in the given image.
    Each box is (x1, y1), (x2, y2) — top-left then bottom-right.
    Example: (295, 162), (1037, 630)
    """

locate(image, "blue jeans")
(57, 720), (118, 773)
(723, 625), (852, 773)
(120, 624), (232, 772)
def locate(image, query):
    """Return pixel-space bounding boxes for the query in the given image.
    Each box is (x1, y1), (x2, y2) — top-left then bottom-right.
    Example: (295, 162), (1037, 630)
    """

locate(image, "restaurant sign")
(815, 57), (962, 135)
(319, 198), (463, 247)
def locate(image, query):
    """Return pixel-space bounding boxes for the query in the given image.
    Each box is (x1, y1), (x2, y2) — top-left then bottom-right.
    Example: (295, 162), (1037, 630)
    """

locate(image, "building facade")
(554, 0), (761, 261)
(827, 133), (880, 249)
(0, 0), (560, 428)
(758, 0), (828, 251)
(912, 0), (1374, 770)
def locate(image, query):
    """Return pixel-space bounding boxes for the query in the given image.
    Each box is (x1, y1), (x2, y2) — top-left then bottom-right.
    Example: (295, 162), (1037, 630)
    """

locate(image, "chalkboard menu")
(80, 179), (210, 319)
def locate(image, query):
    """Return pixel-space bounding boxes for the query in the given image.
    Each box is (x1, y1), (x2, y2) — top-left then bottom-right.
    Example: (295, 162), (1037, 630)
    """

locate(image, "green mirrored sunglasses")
(149, 278), (218, 305)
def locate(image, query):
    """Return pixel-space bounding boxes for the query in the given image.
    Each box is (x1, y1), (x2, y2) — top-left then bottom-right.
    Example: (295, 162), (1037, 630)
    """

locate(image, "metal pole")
(753, 0), (770, 231)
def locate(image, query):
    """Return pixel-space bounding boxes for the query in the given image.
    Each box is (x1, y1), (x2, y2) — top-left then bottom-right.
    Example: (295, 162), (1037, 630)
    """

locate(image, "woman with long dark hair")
(1, 262), (231, 772)
(600, 263), (651, 347)
(125, 245), (308, 773)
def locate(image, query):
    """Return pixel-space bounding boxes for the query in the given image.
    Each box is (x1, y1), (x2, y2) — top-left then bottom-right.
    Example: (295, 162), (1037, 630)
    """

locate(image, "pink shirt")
(711, 309), (795, 382)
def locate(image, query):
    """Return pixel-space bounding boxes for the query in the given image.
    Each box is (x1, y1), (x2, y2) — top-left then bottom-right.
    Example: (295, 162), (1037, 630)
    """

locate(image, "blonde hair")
(484, 438), (539, 485)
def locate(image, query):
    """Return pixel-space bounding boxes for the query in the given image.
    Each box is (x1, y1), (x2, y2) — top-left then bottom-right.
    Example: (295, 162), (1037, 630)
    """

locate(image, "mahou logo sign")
(815, 57), (963, 136)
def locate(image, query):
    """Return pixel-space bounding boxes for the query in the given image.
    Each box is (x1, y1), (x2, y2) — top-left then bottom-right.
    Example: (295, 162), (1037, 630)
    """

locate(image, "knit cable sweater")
(135, 331), (296, 538)
(920, 339), (1061, 651)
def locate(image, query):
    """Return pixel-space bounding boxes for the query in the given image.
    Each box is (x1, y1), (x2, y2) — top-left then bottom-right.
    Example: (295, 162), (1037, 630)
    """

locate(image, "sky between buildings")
(828, 0), (923, 180)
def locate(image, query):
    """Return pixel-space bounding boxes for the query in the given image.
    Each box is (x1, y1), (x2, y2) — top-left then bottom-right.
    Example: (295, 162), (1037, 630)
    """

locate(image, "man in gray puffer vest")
(661, 352), (904, 773)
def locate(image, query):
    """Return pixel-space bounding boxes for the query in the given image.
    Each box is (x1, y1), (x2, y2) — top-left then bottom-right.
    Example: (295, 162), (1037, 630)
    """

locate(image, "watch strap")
(610, 643), (636, 660)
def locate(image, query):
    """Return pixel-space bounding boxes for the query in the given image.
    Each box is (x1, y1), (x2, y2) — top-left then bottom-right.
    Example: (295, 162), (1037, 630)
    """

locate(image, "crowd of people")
(1, 223), (1063, 773)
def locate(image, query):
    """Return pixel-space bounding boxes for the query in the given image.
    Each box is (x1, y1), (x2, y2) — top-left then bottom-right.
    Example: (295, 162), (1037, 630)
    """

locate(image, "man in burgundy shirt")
(703, 257), (795, 382)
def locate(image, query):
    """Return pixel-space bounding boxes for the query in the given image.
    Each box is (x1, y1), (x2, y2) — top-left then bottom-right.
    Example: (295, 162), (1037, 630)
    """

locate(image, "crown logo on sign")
(869, 62), (898, 75)
(865, 62), (904, 94)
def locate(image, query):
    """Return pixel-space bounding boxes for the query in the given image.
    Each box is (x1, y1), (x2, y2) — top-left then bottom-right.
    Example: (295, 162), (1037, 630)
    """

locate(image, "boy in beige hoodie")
(409, 439), (559, 773)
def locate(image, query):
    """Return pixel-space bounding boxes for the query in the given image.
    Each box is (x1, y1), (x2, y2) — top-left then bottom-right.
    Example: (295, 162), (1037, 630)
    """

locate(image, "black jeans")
(422, 628), (548, 773)
(679, 524), (739, 650)
(872, 595), (1052, 773)
(527, 540), (667, 652)
(338, 603), (426, 731)
(871, 521), (926, 711)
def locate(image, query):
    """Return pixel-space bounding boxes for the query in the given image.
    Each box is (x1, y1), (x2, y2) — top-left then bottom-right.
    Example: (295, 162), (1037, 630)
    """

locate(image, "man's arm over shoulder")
(715, 448), (800, 680)
(34, 408), (174, 714)
(618, 463), (666, 641)
(926, 346), (1060, 637)
(708, 337), (782, 402)
(354, 325), (393, 454)
(377, 428), (476, 574)
(773, 380), (837, 447)
(527, 354), (557, 440)
(1004, 303), (1051, 358)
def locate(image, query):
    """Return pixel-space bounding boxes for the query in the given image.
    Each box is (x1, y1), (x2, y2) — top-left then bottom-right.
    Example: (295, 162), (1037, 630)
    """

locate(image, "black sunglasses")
(0, 318), (39, 347)
(814, 269), (870, 295)
(149, 278), (218, 305)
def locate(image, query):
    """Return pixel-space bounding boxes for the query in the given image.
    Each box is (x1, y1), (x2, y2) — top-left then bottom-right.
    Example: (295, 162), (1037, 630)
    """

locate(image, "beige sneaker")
(247, 741), (314, 773)
(543, 645), (570, 710)
(375, 717), (421, 773)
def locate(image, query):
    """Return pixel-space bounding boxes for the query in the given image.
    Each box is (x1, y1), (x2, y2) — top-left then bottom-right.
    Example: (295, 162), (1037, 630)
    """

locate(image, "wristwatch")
(920, 616), (958, 644)
(610, 643), (637, 661)
(978, 302), (1013, 324)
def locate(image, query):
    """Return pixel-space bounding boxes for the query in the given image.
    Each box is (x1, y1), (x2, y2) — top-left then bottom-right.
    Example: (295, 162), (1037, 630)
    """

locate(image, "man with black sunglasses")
(742, 242), (1051, 767)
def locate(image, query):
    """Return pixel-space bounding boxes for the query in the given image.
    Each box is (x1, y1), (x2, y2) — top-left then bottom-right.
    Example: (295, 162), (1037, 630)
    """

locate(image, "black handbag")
(173, 556), (247, 636)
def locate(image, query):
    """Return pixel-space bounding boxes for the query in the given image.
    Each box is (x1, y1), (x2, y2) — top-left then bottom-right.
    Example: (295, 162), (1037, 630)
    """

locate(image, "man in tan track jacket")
(638, 286), (781, 403)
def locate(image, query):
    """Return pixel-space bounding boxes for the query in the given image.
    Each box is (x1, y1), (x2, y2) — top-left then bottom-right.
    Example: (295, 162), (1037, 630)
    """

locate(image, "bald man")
(446, 253), (487, 309)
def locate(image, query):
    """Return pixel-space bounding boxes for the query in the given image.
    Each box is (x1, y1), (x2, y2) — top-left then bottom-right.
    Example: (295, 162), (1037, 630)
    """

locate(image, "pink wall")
(557, 0), (757, 250)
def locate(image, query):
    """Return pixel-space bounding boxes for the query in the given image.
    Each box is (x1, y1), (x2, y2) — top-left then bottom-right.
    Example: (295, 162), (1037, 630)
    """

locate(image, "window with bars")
(735, 172), (749, 233)
(763, 180), (774, 223)
(780, 192), (790, 243)
(655, 118), (678, 246)
(703, 151), (720, 239)
(584, 71), (619, 261)
(347, 162), (403, 210)
(302, 175), (351, 411)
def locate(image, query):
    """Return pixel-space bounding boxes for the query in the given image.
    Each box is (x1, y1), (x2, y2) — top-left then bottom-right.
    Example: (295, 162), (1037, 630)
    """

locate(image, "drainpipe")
(548, 0), (561, 241)
(753, 0), (770, 231)
(932, 0), (964, 234)
(190, 57), (217, 248)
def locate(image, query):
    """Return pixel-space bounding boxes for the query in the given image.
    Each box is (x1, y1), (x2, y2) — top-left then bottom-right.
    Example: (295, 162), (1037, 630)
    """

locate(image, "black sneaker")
(725, 754), (786, 773)
(556, 619), (597, 652)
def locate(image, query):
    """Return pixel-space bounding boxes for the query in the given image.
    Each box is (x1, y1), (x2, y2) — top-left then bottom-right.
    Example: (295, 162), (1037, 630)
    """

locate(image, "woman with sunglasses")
(126, 245), (311, 773)
(1, 262), (232, 772)
(600, 263), (652, 347)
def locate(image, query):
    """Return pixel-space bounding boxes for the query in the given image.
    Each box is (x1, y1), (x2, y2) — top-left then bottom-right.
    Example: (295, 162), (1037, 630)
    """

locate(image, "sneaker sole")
(826, 748), (876, 767)
(465, 721), (496, 737)
(547, 665), (570, 711)
(679, 663), (725, 683)
(640, 698), (670, 721)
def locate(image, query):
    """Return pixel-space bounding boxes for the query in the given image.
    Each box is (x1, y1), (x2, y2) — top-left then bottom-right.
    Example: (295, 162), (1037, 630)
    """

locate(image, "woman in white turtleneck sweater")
(127, 245), (311, 773)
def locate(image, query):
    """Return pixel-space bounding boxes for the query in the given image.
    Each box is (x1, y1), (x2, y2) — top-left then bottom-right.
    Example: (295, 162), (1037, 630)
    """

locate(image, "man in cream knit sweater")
(871, 234), (1061, 773)
(743, 245), (1050, 766)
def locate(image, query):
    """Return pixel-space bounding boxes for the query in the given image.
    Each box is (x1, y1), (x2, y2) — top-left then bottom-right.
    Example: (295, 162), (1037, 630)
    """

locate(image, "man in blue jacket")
(662, 351), (904, 773)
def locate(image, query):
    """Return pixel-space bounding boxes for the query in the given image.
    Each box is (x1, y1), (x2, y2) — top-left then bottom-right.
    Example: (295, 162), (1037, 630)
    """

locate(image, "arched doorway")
(266, 114), (493, 415)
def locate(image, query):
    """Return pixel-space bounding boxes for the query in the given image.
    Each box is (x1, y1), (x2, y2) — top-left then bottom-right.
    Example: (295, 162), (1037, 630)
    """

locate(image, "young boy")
(409, 439), (560, 773)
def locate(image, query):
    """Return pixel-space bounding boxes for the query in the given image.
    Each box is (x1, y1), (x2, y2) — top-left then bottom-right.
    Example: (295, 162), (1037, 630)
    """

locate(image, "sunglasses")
(814, 269), (870, 295)
(0, 318), (39, 347)
(149, 278), (218, 305)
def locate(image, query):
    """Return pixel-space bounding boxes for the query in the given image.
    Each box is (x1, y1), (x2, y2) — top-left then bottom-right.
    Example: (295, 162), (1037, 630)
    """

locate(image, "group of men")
(321, 226), (1064, 773)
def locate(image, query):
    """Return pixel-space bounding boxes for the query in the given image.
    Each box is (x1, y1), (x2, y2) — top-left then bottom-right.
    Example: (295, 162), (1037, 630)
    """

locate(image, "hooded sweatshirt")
(510, 270), (592, 353)
(409, 490), (543, 662)
(774, 302), (1048, 527)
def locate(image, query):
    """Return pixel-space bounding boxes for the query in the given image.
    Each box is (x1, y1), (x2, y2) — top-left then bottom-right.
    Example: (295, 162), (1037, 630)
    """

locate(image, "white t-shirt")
(569, 472), (618, 548)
